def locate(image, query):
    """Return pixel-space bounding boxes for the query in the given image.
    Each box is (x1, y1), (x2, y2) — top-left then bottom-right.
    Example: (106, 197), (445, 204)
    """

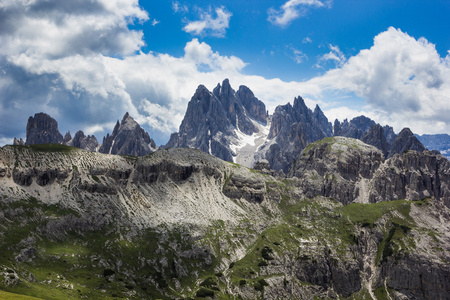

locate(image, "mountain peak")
(165, 79), (268, 165)
(293, 96), (306, 109)
(222, 78), (231, 89)
(99, 113), (156, 156)
(25, 112), (64, 145)
(213, 78), (235, 100)
(388, 127), (425, 158)
(122, 112), (131, 122)
(120, 112), (140, 131)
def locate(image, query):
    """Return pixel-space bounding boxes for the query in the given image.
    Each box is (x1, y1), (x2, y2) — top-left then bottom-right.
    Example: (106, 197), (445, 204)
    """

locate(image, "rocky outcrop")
(236, 85), (267, 125)
(263, 96), (333, 173)
(164, 83), (234, 161)
(334, 116), (375, 139)
(383, 125), (397, 145)
(25, 113), (64, 145)
(361, 124), (389, 157)
(164, 79), (267, 163)
(334, 116), (397, 157)
(13, 137), (24, 145)
(66, 130), (99, 152)
(289, 137), (385, 205)
(388, 127), (425, 158)
(63, 131), (72, 144)
(377, 253), (450, 299)
(370, 149), (450, 206)
(12, 168), (69, 187)
(16, 112), (157, 156)
(222, 174), (266, 203)
(99, 112), (157, 156)
(288, 136), (450, 207)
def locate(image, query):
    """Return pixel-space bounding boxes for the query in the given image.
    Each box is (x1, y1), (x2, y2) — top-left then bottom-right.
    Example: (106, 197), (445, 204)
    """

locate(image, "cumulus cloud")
(309, 27), (450, 134)
(183, 6), (232, 37)
(1, 2), (449, 148)
(268, 0), (330, 27)
(0, 0), (148, 58)
(0, 1), (248, 145)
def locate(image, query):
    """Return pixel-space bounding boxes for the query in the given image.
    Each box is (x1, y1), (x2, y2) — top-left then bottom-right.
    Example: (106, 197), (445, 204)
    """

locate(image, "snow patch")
(229, 119), (271, 167)
(109, 140), (115, 154)
(209, 138), (212, 154)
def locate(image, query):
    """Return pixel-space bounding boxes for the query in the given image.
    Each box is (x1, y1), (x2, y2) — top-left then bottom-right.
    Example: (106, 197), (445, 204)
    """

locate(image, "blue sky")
(1, 0), (449, 145)
(143, 0), (450, 81)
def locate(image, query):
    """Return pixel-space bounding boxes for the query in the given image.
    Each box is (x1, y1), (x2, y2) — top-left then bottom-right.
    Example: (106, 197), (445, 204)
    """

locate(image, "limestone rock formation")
(99, 112), (157, 156)
(236, 85), (267, 125)
(361, 123), (389, 157)
(63, 131), (72, 144)
(387, 127), (426, 158)
(0, 142), (449, 299)
(288, 136), (449, 207)
(66, 130), (99, 152)
(334, 115), (375, 139)
(13, 137), (24, 145)
(289, 137), (385, 204)
(370, 149), (450, 206)
(164, 79), (267, 164)
(263, 96), (333, 173)
(333, 116), (428, 159)
(25, 112), (64, 145)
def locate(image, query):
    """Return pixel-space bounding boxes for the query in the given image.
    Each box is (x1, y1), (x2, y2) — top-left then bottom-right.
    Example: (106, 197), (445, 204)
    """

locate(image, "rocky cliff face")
(333, 116), (428, 159)
(99, 112), (157, 156)
(13, 137), (24, 145)
(236, 85), (267, 125)
(165, 79), (336, 172)
(65, 130), (99, 152)
(370, 149), (450, 206)
(263, 97), (333, 173)
(289, 136), (449, 207)
(334, 115), (376, 139)
(24, 112), (64, 145)
(388, 127), (425, 158)
(361, 123), (390, 157)
(15, 112), (156, 157)
(289, 137), (386, 205)
(165, 79), (268, 166)
(0, 142), (449, 299)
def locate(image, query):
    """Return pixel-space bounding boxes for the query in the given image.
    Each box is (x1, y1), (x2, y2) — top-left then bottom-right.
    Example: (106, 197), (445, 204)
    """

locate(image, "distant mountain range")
(3, 79), (450, 299)
(12, 79), (448, 170)
(416, 133), (450, 159)
(14, 111), (158, 157)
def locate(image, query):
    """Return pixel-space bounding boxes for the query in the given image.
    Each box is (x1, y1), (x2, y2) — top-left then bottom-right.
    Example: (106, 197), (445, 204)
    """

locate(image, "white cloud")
(0, 0), (148, 59)
(183, 38), (247, 72)
(308, 27), (450, 135)
(268, 0), (329, 27)
(183, 6), (232, 37)
(172, 1), (188, 14)
(315, 44), (346, 68)
(303, 37), (312, 43)
(151, 19), (160, 26)
(1, 2), (449, 148)
(289, 47), (308, 64)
